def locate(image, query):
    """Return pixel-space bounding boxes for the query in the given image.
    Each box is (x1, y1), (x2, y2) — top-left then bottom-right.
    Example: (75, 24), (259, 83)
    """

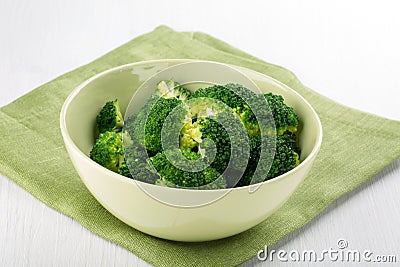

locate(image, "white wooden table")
(1, 1), (399, 266)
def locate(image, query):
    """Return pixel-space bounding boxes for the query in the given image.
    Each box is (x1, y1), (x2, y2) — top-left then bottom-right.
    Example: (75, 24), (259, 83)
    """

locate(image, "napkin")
(0, 26), (399, 267)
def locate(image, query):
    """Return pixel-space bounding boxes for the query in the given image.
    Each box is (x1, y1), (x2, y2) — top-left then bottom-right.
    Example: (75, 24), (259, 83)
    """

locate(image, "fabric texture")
(1, 26), (399, 267)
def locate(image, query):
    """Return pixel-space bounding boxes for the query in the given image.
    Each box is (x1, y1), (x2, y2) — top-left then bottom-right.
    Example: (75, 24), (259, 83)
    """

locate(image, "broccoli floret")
(118, 160), (132, 178)
(237, 132), (300, 186)
(233, 105), (261, 136)
(180, 119), (202, 149)
(190, 83), (253, 110)
(89, 131), (124, 172)
(279, 131), (301, 155)
(154, 80), (191, 101)
(196, 117), (231, 173)
(191, 84), (275, 137)
(263, 93), (299, 135)
(190, 84), (248, 125)
(132, 96), (182, 156)
(234, 93), (300, 137)
(122, 116), (159, 184)
(267, 133), (300, 179)
(193, 84), (300, 137)
(96, 99), (124, 134)
(150, 149), (226, 189)
(126, 80), (190, 156)
(90, 115), (156, 181)
(236, 134), (262, 187)
(178, 95), (251, 176)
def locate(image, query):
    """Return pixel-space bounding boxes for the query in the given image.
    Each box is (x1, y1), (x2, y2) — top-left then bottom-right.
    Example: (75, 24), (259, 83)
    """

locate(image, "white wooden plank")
(0, 0), (399, 266)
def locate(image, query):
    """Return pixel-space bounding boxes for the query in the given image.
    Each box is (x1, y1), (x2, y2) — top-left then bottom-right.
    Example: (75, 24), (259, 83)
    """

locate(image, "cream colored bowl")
(60, 59), (322, 242)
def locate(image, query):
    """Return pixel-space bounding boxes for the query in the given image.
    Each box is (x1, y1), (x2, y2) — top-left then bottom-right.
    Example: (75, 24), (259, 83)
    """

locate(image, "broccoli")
(122, 115), (159, 184)
(118, 160), (132, 178)
(237, 132), (300, 186)
(279, 131), (301, 155)
(263, 93), (299, 135)
(89, 125), (153, 181)
(150, 148), (226, 189)
(90, 80), (302, 190)
(190, 83), (275, 136)
(180, 119), (202, 149)
(96, 99), (124, 134)
(176, 97), (250, 186)
(154, 80), (191, 101)
(233, 105), (261, 136)
(196, 115), (249, 178)
(236, 134), (263, 187)
(266, 133), (300, 179)
(132, 96), (182, 156)
(190, 83), (252, 110)
(89, 131), (124, 172)
(130, 80), (191, 156)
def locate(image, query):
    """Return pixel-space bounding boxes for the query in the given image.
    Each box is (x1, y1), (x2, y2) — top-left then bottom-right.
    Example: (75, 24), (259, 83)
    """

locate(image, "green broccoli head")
(190, 83), (254, 111)
(179, 97), (228, 150)
(279, 131), (301, 155)
(126, 80), (191, 156)
(182, 88), (268, 186)
(122, 116), (159, 184)
(236, 134), (262, 187)
(179, 107), (250, 186)
(263, 93), (299, 135)
(180, 119), (202, 149)
(267, 133), (300, 179)
(118, 160), (132, 178)
(191, 84), (277, 137)
(237, 132), (301, 186)
(150, 148), (226, 189)
(196, 117), (232, 174)
(89, 131), (123, 172)
(131, 96), (182, 156)
(233, 105), (261, 136)
(154, 80), (191, 101)
(96, 99), (124, 134)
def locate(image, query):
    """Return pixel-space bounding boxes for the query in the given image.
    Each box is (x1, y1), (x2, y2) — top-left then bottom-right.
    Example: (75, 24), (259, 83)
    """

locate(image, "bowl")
(60, 59), (322, 242)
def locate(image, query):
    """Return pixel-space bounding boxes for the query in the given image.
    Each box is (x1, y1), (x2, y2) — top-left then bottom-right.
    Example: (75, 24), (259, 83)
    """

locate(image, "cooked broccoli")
(129, 80), (191, 156)
(190, 83), (275, 136)
(90, 113), (150, 180)
(154, 80), (191, 101)
(233, 105), (260, 136)
(89, 131), (124, 172)
(263, 93), (299, 135)
(279, 131), (301, 155)
(96, 99), (124, 134)
(190, 83), (251, 110)
(90, 80), (302, 189)
(196, 115), (249, 179)
(236, 134), (263, 187)
(118, 160), (132, 178)
(150, 148), (226, 189)
(237, 132), (300, 186)
(122, 140), (158, 184)
(176, 97), (250, 186)
(267, 133), (300, 179)
(132, 96), (182, 156)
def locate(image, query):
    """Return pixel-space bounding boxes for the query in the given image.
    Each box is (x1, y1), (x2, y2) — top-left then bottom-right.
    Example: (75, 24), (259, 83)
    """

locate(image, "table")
(1, 1), (399, 266)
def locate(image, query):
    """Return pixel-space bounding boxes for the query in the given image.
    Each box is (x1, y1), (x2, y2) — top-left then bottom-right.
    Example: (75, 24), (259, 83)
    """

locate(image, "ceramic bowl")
(60, 59), (322, 242)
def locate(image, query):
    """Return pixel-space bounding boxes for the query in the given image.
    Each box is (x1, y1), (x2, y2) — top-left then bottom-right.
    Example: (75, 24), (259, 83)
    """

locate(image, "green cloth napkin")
(1, 26), (399, 267)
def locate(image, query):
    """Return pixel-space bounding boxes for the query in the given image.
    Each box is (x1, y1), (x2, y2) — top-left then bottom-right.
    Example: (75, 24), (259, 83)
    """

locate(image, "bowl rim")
(60, 59), (323, 193)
